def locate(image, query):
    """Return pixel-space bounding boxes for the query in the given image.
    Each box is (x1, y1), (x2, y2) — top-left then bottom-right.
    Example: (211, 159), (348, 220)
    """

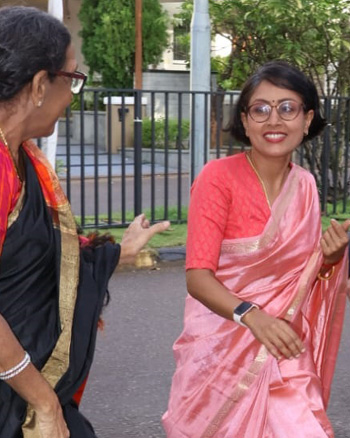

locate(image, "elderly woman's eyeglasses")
(52, 70), (87, 94)
(247, 100), (305, 123)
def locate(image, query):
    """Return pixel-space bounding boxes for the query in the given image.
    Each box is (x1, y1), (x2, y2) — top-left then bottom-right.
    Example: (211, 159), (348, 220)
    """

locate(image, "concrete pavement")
(59, 175), (190, 217)
(56, 142), (181, 179)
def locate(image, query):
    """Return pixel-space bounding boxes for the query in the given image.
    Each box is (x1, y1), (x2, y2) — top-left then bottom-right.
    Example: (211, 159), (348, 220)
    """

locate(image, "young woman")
(0, 6), (169, 438)
(163, 61), (349, 438)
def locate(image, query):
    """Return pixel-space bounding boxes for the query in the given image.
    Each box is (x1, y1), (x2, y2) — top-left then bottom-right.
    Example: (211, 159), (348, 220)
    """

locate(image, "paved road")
(57, 142), (190, 219)
(80, 262), (350, 438)
(60, 175), (190, 217)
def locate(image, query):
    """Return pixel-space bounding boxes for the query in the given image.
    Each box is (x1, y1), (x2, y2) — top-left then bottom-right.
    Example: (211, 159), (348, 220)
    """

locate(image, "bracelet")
(317, 265), (335, 281)
(0, 351), (31, 380)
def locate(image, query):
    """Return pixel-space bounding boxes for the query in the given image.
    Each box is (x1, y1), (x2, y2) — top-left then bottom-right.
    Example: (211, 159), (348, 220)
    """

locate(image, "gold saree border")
(200, 167), (319, 438)
(200, 250), (320, 438)
(22, 204), (79, 438)
(7, 182), (25, 229)
(201, 347), (269, 438)
(20, 144), (80, 438)
(220, 168), (299, 255)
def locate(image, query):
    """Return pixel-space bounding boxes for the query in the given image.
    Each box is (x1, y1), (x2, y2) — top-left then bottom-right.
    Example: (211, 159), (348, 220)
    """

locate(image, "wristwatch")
(233, 301), (259, 328)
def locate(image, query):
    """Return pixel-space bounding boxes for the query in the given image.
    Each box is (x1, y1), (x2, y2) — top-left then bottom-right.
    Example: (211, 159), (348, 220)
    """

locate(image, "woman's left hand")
(321, 219), (350, 265)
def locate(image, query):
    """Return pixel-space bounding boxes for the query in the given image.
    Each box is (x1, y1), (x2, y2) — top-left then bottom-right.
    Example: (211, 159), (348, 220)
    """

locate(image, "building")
(159, 1), (231, 72)
(0, 0), (230, 77)
(0, 0), (86, 72)
(1, 0), (187, 73)
(158, 0), (187, 71)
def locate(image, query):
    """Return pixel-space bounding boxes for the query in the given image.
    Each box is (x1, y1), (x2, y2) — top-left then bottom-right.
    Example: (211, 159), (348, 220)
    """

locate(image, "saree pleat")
(163, 165), (348, 438)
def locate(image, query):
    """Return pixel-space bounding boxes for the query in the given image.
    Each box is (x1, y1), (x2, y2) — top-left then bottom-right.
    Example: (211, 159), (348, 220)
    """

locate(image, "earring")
(37, 101), (43, 108)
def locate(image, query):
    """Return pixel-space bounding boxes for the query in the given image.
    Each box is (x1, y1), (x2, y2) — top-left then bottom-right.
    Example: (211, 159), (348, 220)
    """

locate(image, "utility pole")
(44, 0), (64, 169)
(190, 0), (211, 181)
(135, 0), (143, 89)
(134, 0), (143, 215)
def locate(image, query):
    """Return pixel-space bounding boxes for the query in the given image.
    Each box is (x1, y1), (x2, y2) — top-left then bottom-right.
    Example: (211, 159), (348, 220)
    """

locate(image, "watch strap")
(233, 301), (259, 327)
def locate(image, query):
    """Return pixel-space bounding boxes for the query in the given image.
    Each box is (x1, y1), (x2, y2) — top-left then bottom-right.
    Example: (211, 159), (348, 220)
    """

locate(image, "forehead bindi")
(249, 81), (302, 105)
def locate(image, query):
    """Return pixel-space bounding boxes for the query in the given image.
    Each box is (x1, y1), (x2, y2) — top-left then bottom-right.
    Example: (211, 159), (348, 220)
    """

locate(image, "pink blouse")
(186, 153), (273, 272)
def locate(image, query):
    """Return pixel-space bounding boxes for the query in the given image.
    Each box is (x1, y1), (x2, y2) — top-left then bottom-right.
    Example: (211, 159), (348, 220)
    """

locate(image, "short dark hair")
(229, 60), (327, 145)
(0, 6), (71, 101)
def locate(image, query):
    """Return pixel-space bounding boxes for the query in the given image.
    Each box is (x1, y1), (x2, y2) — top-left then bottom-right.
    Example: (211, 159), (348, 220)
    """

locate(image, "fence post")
(321, 97), (331, 214)
(134, 89), (143, 216)
(190, 0), (211, 182)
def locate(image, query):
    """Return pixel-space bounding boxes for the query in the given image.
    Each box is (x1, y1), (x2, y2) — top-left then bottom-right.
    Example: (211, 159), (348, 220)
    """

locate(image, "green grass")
(321, 199), (350, 224)
(321, 199), (350, 230)
(104, 222), (187, 248)
(78, 201), (350, 249)
(322, 213), (350, 230)
(79, 206), (188, 248)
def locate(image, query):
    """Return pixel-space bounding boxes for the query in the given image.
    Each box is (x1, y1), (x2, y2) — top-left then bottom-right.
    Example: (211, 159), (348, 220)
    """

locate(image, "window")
(173, 25), (188, 62)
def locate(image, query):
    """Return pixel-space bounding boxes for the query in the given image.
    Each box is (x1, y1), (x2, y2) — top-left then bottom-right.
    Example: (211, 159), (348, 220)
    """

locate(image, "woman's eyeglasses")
(52, 70), (87, 94)
(247, 100), (305, 123)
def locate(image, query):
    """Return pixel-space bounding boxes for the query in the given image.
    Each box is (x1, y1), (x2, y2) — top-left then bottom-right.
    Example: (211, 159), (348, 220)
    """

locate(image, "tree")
(79, 0), (169, 88)
(177, 0), (350, 206)
(177, 0), (350, 95)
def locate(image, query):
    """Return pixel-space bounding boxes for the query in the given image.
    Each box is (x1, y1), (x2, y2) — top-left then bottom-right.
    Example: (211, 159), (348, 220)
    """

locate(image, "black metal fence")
(54, 88), (350, 229)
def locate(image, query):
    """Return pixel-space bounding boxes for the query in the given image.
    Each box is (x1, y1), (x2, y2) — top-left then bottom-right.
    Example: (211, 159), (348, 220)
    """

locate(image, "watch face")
(235, 301), (253, 316)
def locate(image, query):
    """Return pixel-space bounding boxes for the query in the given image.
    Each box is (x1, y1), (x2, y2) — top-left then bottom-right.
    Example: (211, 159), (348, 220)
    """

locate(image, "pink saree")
(163, 164), (348, 438)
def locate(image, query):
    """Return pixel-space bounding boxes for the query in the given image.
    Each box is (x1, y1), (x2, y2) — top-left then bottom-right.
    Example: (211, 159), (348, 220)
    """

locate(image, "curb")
(134, 246), (186, 268)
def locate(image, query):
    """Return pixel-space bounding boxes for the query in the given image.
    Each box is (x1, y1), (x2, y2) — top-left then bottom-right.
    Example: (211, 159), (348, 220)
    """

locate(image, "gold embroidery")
(23, 204), (79, 437)
(201, 168), (320, 437)
(201, 346), (268, 438)
(22, 145), (80, 437)
(7, 183), (25, 229)
(220, 170), (298, 256)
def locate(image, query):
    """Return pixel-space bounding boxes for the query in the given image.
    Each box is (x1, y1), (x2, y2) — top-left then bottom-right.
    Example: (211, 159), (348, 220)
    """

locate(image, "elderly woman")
(0, 6), (169, 438)
(163, 61), (349, 438)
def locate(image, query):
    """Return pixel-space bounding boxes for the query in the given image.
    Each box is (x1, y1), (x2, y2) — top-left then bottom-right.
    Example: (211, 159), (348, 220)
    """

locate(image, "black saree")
(0, 151), (120, 437)
(56, 239), (120, 437)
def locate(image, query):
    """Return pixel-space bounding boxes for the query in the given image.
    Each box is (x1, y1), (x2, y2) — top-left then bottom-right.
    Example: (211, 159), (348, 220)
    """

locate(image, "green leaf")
(79, 0), (169, 88)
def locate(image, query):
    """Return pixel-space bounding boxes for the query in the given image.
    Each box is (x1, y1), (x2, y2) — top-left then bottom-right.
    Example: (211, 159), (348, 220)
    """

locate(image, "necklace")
(245, 151), (271, 209)
(0, 125), (22, 182)
(0, 125), (8, 147)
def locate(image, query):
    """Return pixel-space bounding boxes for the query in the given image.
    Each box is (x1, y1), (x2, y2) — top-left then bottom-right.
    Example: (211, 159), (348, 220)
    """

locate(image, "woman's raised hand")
(119, 214), (170, 264)
(321, 219), (350, 266)
(243, 308), (305, 360)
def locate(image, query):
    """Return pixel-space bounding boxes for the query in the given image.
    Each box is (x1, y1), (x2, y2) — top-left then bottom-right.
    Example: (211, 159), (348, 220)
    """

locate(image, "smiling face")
(241, 80), (314, 160)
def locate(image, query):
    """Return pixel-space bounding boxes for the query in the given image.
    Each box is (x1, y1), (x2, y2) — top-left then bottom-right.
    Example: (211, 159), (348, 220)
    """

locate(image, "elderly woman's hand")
(321, 219), (350, 266)
(119, 214), (170, 264)
(36, 396), (69, 438)
(243, 308), (305, 360)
